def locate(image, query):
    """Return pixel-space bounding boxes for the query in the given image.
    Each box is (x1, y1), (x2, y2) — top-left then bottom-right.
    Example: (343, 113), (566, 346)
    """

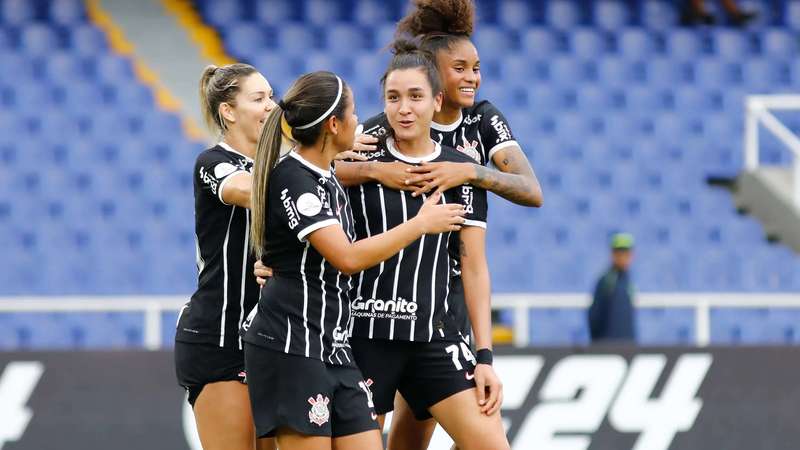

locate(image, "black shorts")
(244, 343), (380, 439)
(448, 275), (472, 344)
(350, 337), (476, 420)
(174, 341), (247, 407)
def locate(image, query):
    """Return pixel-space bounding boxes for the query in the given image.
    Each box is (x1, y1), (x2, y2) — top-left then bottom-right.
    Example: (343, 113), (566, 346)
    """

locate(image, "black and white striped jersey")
(360, 100), (518, 167)
(242, 152), (357, 366)
(176, 142), (259, 350)
(346, 138), (488, 342)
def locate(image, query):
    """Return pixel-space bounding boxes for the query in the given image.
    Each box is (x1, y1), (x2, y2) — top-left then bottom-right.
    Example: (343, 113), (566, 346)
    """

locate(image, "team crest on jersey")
(457, 139), (482, 163)
(308, 394), (331, 426)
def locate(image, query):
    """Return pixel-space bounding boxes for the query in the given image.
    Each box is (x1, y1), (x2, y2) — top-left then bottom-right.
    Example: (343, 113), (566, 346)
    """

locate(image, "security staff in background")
(588, 233), (636, 343)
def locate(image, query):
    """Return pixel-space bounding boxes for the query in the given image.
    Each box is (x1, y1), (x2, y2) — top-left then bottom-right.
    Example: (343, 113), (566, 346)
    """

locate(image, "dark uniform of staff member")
(589, 233), (637, 343)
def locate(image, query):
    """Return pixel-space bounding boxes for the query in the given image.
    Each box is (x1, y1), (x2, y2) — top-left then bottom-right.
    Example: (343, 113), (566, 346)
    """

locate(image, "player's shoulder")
(438, 144), (476, 164)
(272, 153), (328, 186)
(470, 100), (504, 120)
(360, 113), (391, 138)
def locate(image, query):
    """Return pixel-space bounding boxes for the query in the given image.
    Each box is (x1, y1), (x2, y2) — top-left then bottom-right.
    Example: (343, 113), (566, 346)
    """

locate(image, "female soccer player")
(243, 70), (466, 450)
(174, 63), (276, 450)
(351, 1), (541, 447)
(344, 40), (510, 450)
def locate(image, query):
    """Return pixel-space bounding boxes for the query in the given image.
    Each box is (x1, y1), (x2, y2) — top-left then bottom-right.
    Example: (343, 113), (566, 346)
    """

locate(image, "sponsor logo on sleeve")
(280, 189), (300, 229)
(490, 114), (512, 143)
(213, 162), (238, 179)
(198, 167), (218, 195)
(460, 186), (474, 214)
(296, 193), (323, 217)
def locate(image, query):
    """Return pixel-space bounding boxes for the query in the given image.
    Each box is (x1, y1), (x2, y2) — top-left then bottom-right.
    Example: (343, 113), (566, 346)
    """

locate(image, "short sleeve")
(478, 102), (519, 163)
(271, 169), (339, 242)
(449, 185), (487, 229)
(195, 151), (249, 205)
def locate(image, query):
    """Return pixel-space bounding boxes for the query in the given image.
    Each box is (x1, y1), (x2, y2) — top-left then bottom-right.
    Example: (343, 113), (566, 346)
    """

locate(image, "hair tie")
(277, 99), (287, 110)
(295, 75), (343, 130)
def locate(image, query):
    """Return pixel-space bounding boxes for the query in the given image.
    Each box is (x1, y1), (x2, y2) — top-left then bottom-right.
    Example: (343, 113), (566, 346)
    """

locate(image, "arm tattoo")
(473, 148), (542, 206)
(459, 238), (468, 258)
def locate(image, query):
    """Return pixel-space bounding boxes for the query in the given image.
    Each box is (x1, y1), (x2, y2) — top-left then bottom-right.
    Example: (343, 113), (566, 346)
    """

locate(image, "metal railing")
(744, 94), (800, 206)
(3, 294), (800, 349)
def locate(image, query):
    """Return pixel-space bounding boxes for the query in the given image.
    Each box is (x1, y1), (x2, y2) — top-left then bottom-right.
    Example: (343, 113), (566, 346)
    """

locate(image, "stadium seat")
(759, 28), (797, 58)
(641, 0), (677, 30)
(547, 0), (582, 30)
(666, 29), (705, 61)
(497, 0), (532, 29)
(254, 0), (295, 25)
(529, 309), (589, 345)
(616, 28), (658, 59)
(637, 308), (695, 345)
(593, 0), (630, 30)
(1, 0), (34, 25)
(49, 0), (85, 26)
(569, 28), (609, 58)
(223, 23), (266, 59)
(304, 0), (342, 25)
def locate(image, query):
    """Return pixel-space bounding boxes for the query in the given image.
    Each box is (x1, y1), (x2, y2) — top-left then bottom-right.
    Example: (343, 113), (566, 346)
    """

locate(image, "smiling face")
(383, 68), (442, 142)
(435, 38), (481, 110)
(223, 72), (276, 145)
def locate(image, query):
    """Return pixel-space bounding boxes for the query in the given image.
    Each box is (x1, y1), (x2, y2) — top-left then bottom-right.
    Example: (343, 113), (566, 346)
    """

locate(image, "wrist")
(476, 348), (493, 365)
(409, 215), (427, 235)
(365, 161), (378, 182)
(467, 163), (480, 184)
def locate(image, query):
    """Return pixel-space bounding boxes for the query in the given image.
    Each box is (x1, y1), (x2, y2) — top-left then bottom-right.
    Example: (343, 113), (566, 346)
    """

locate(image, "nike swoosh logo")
(465, 372), (475, 381)
(371, 412), (378, 420)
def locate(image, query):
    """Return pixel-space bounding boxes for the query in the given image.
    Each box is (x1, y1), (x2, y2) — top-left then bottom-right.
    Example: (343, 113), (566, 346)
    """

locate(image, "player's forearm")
(471, 164), (543, 207)
(221, 173), (253, 208)
(340, 218), (425, 274)
(334, 160), (374, 187)
(462, 261), (492, 350)
(460, 229), (493, 350)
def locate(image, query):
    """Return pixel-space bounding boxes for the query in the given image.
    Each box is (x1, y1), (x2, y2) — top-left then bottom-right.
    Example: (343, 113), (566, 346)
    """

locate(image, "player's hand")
(352, 133), (379, 152)
(413, 191), (465, 234)
(335, 150), (368, 161)
(474, 363), (503, 416)
(253, 260), (273, 287)
(372, 160), (424, 191)
(404, 161), (477, 197)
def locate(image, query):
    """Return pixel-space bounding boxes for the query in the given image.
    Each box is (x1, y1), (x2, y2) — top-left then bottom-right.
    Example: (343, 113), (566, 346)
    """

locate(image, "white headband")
(295, 75), (343, 130)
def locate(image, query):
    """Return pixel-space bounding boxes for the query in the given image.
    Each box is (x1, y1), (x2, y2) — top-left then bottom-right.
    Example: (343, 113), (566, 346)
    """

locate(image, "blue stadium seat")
(547, 0), (581, 30)
(760, 28), (797, 58)
(68, 24), (108, 56)
(19, 23), (60, 55)
(616, 28), (658, 59)
(497, 0), (532, 29)
(666, 30), (704, 61)
(95, 54), (135, 82)
(529, 309), (589, 345)
(596, 57), (645, 86)
(278, 24), (319, 52)
(473, 25), (513, 56)
(353, 0), (391, 25)
(593, 0), (629, 30)
(641, 0), (678, 30)
(637, 308), (695, 345)
(787, 1), (800, 29)
(1, 0), (34, 25)
(569, 28), (609, 58)
(304, 0), (343, 24)
(742, 58), (790, 91)
(49, 0), (85, 26)
(224, 23), (266, 59)
(254, 0), (294, 25)
(202, 0), (243, 27)
(521, 27), (562, 56)
(712, 29), (753, 60)
(694, 58), (742, 86)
